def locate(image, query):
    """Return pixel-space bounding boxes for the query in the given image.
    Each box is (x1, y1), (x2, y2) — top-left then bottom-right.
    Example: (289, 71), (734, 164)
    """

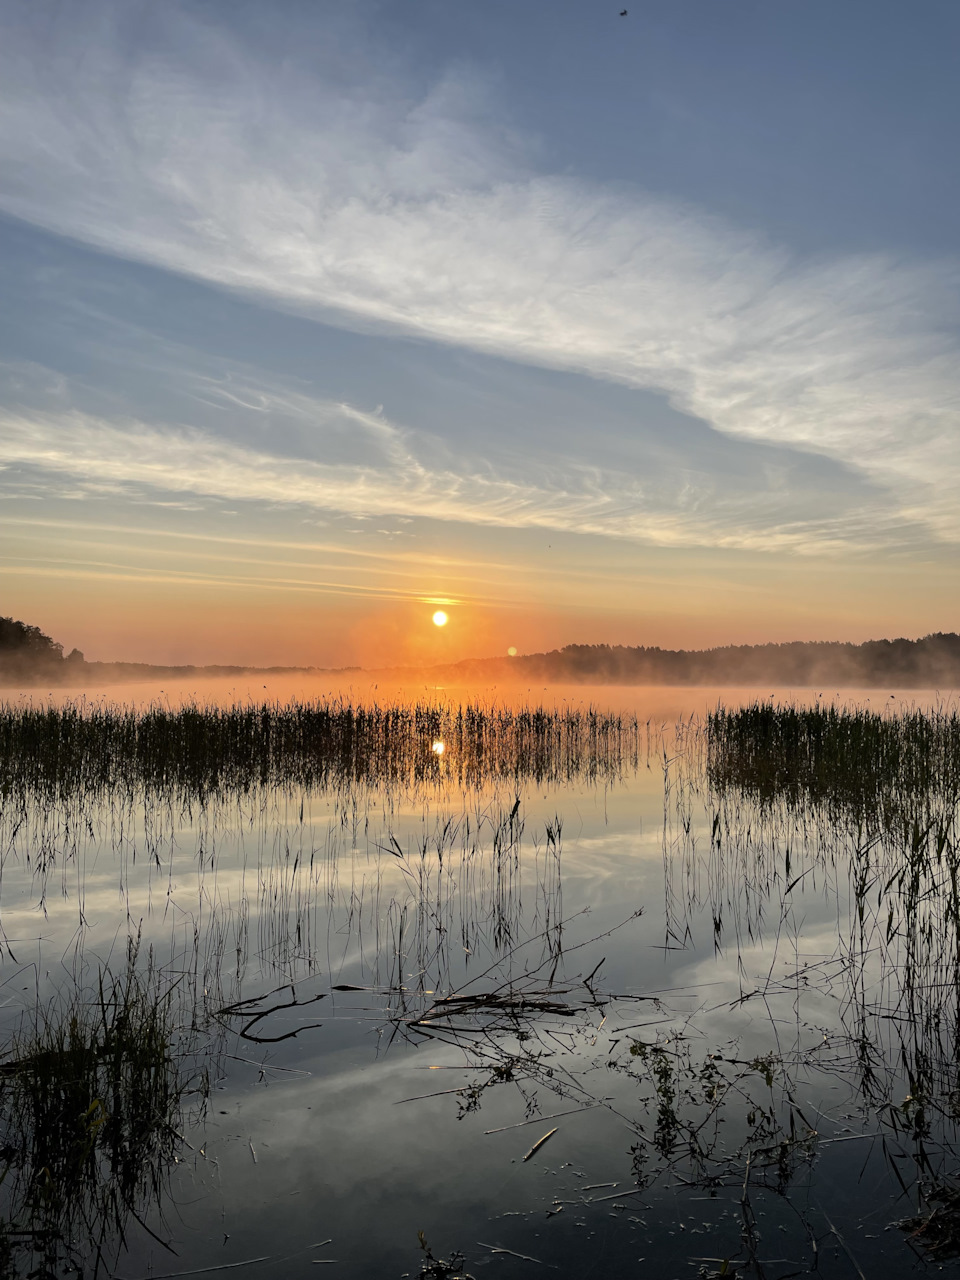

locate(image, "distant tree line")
(452, 633), (960, 688)
(4, 612), (960, 689)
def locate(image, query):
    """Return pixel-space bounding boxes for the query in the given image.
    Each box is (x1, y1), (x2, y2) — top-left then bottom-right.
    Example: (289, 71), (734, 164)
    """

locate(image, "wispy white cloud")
(0, 400), (898, 553)
(1, 2), (958, 542)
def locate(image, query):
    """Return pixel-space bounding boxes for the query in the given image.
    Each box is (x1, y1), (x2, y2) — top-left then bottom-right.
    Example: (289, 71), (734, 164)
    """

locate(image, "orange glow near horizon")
(4, 531), (960, 672)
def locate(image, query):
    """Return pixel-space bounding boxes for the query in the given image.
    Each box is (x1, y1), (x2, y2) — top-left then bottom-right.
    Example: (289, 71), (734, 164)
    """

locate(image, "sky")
(1, 0), (958, 668)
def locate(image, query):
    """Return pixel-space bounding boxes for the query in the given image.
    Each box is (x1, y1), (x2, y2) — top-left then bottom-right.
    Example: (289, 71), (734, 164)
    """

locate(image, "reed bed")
(668, 702), (960, 1189)
(0, 699), (640, 805)
(707, 700), (960, 824)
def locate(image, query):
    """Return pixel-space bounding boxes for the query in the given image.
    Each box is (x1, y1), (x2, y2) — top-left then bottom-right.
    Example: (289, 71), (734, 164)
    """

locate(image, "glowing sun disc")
(432, 610), (448, 627)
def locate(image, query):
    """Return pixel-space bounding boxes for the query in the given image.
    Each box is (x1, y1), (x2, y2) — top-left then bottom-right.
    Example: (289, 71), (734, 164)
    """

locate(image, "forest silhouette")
(4, 615), (960, 688)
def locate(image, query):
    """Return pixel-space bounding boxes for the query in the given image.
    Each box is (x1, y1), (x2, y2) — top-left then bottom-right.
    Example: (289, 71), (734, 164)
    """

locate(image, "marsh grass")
(702, 703), (960, 1047)
(707, 701), (960, 825)
(0, 699), (639, 806)
(646, 702), (960, 1236)
(0, 941), (203, 1277)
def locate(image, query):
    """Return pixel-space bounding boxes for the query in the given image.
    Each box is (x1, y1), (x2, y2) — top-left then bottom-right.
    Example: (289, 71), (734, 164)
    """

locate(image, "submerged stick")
(522, 1126), (558, 1161)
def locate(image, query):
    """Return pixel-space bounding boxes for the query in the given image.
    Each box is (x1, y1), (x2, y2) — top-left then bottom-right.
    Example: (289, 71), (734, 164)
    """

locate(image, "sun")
(432, 610), (448, 627)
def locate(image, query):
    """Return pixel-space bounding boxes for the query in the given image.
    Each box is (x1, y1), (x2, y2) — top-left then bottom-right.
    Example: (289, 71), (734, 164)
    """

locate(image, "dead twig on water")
(522, 1127), (558, 1161)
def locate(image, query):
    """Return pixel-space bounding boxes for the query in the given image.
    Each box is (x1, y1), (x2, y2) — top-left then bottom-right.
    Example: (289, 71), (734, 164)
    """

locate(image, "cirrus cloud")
(0, 1), (958, 545)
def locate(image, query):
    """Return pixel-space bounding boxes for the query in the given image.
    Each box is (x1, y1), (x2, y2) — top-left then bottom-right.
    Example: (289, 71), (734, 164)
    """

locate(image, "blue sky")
(1, 0), (958, 665)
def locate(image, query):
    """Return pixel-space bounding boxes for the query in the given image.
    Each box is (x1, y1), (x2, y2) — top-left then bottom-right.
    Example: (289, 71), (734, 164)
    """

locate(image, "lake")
(1, 683), (958, 1279)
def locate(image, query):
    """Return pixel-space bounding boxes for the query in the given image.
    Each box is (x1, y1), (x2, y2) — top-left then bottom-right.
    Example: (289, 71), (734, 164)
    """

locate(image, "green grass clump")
(0, 947), (196, 1276)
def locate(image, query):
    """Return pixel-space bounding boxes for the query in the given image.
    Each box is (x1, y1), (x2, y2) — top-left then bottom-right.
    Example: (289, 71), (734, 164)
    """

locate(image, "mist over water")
(2, 671), (954, 716)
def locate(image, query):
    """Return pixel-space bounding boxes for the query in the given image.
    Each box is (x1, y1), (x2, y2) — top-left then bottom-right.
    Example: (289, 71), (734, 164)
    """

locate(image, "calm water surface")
(1, 683), (958, 1278)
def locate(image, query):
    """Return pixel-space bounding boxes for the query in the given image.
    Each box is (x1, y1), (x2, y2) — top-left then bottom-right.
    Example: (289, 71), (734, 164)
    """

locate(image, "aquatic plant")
(707, 700), (960, 825)
(0, 942), (205, 1277)
(0, 698), (640, 806)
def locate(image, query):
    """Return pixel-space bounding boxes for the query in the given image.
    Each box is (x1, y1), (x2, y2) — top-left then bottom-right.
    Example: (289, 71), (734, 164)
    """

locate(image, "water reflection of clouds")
(2, 705), (956, 1278)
